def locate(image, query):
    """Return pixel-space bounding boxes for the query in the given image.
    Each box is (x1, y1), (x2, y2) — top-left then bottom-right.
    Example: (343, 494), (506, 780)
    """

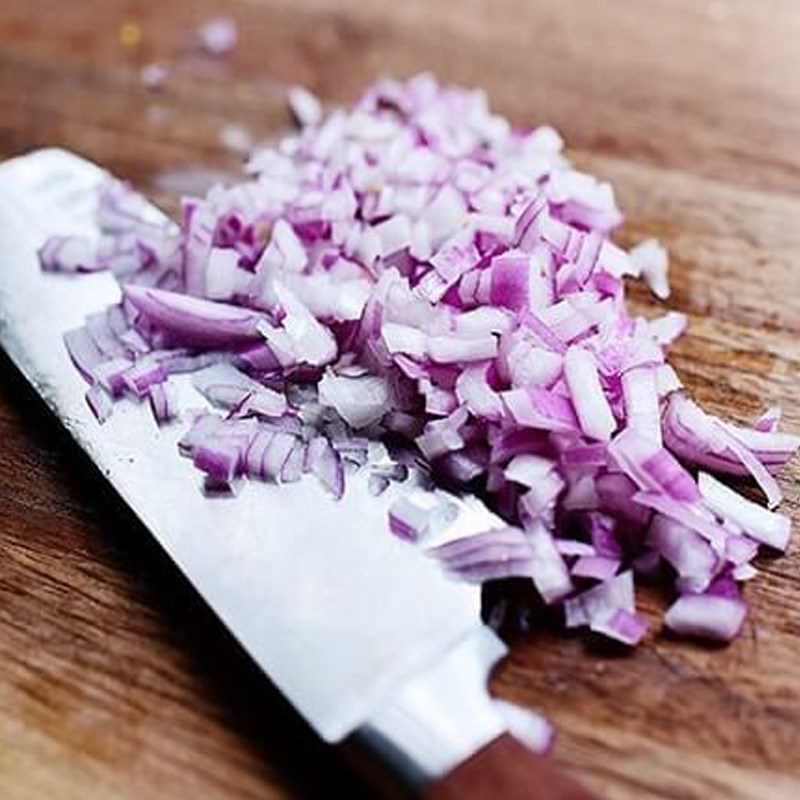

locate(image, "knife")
(0, 149), (597, 799)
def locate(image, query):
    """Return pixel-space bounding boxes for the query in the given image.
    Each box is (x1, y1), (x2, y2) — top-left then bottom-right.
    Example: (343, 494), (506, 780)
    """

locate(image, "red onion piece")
(664, 394), (799, 474)
(148, 381), (179, 425)
(198, 17), (238, 56)
(40, 236), (103, 274)
(304, 436), (344, 499)
(564, 571), (635, 630)
(91, 357), (132, 397)
(85, 384), (113, 423)
(698, 472), (790, 552)
(121, 357), (167, 398)
(571, 556), (621, 583)
(64, 328), (104, 383)
(563, 347), (617, 442)
(646, 515), (717, 593)
(590, 608), (648, 646)
(288, 86), (322, 128)
(124, 285), (265, 347)
(664, 593), (746, 643)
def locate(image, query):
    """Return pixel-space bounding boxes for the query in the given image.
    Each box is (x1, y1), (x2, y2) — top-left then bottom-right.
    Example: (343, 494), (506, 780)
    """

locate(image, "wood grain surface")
(0, 1), (799, 798)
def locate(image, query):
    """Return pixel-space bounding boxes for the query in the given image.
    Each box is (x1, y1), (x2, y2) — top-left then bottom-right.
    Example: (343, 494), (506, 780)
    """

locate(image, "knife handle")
(424, 734), (598, 800)
(350, 628), (599, 799)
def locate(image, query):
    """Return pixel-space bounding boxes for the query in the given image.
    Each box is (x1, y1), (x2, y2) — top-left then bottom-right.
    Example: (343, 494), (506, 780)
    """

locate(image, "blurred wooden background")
(0, 1), (799, 798)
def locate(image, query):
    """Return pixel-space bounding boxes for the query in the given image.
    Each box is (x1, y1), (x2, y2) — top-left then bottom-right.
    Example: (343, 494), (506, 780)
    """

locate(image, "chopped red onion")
(43, 76), (797, 654)
(40, 236), (103, 274)
(121, 357), (167, 398)
(192, 363), (287, 417)
(318, 370), (391, 429)
(589, 608), (648, 647)
(609, 428), (700, 503)
(125, 285), (266, 347)
(280, 441), (305, 483)
(288, 86), (322, 128)
(427, 334), (498, 364)
(698, 472), (790, 552)
(621, 368), (662, 445)
(390, 490), (457, 542)
(664, 593), (746, 642)
(571, 555), (620, 583)
(630, 239), (670, 300)
(732, 563), (758, 582)
(85, 384), (113, 423)
(563, 347), (617, 442)
(92, 357), (132, 397)
(648, 312), (687, 347)
(86, 311), (129, 359)
(646, 515), (717, 593)
(754, 406), (781, 433)
(244, 430), (273, 479)
(64, 327), (105, 382)
(712, 422), (782, 508)
(304, 436), (344, 499)
(556, 539), (597, 558)
(148, 381), (179, 425)
(198, 16), (238, 56)
(664, 394), (799, 474)
(141, 63), (169, 91)
(432, 526), (535, 583)
(522, 520), (573, 604)
(194, 441), (241, 484)
(564, 571), (635, 629)
(262, 432), (297, 481)
(501, 388), (581, 434)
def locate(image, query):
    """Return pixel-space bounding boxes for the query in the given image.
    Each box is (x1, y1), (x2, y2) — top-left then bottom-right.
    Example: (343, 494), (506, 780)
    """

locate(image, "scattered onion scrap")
(42, 76), (798, 650)
(197, 17), (238, 56)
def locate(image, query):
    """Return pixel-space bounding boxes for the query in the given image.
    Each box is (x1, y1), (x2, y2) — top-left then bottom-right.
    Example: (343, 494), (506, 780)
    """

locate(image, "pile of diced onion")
(44, 75), (798, 647)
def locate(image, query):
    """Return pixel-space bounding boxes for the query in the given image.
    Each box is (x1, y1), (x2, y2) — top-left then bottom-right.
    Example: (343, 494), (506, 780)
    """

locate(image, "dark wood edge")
(424, 734), (599, 800)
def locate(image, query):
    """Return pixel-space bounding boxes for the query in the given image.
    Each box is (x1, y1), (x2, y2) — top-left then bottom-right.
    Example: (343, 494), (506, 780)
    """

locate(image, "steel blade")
(0, 149), (502, 744)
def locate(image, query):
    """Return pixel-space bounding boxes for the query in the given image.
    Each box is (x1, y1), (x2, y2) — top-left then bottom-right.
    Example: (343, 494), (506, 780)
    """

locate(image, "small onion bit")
(197, 17), (238, 56)
(148, 381), (179, 425)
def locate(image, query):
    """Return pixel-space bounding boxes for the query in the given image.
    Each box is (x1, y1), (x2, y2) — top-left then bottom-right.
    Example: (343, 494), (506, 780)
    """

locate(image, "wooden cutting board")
(0, 1), (798, 798)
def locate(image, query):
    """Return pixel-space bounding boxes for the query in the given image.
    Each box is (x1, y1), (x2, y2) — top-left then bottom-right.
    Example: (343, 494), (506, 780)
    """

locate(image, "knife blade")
(0, 149), (597, 799)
